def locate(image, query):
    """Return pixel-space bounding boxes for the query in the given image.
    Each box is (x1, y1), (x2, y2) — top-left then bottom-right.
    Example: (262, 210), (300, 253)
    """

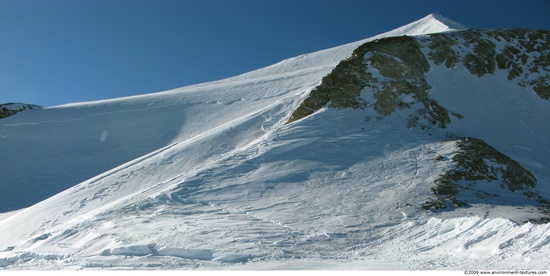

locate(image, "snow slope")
(0, 14), (549, 270)
(0, 13), (466, 213)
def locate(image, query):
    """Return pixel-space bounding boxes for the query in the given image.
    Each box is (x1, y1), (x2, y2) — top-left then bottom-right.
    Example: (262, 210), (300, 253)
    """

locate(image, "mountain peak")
(379, 13), (467, 38)
(1, 14), (549, 270)
(425, 13), (468, 30)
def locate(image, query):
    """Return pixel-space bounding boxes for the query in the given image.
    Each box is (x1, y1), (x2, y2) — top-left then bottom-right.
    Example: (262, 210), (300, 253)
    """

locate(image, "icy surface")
(0, 14), (548, 270)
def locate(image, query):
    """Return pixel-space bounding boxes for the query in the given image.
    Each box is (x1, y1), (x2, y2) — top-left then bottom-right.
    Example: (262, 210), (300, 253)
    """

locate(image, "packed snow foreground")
(1, 14), (549, 270)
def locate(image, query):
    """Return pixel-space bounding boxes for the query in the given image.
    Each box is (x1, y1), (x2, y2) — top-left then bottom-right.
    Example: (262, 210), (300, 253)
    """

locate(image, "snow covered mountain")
(1, 14), (549, 270)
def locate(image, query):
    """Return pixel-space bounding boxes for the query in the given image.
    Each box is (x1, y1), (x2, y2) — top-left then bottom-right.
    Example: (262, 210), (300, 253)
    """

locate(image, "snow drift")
(0, 14), (549, 270)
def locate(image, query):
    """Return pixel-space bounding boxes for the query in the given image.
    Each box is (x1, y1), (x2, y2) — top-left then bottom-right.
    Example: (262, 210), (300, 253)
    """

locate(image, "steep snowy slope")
(289, 28), (550, 217)
(0, 13), (466, 213)
(0, 14), (549, 270)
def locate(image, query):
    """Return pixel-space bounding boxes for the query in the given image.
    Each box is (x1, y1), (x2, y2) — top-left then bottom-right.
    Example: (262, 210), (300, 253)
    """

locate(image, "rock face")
(288, 28), (549, 125)
(424, 29), (550, 99)
(0, 103), (40, 119)
(423, 137), (549, 222)
(287, 28), (550, 218)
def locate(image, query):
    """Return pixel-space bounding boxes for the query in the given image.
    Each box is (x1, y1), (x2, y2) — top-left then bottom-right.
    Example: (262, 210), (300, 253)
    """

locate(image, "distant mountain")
(0, 14), (549, 270)
(0, 103), (40, 119)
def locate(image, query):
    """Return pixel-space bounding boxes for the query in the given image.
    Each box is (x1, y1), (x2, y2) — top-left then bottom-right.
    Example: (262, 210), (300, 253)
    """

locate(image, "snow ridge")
(428, 13), (468, 30)
(377, 13), (467, 38)
(1, 14), (549, 270)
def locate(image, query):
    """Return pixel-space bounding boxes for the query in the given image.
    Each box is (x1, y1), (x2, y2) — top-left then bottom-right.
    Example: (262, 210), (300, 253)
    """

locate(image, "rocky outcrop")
(0, 103), (40, 119)
(422, 29), (550, 99)
(287, 28), (550, 124)
(286, 28), (550, 219)
(286, 35), (458, 129)
(422, 137), (549, 220)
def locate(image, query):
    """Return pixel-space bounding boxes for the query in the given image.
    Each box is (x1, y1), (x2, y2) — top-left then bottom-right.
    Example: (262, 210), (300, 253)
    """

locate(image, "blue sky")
(1, 0), (549, 106)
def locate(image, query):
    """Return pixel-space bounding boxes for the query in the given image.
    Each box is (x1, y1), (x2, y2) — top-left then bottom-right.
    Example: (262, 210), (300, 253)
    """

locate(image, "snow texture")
(0, 14), (548, 270)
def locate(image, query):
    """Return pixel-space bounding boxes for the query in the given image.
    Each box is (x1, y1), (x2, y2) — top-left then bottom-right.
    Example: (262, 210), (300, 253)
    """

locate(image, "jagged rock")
(421, 29), (550, 99)
(287, 35), (454, 129)
(422, 137), (550, 221)
(287, 28), (550, 125)
(0, 103), (41, 119)
(286, 28), (550, 219)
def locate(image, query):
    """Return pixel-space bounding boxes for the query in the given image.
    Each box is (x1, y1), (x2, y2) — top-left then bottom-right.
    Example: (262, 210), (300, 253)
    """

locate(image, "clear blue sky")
(1, 0), (549, 106)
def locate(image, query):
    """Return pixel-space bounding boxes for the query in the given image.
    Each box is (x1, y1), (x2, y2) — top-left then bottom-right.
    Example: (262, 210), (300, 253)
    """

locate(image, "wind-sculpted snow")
(1, 107), (549, 269)
(0, 13), (468, 213)
(0, 14), (549, 270)
(286, 27), (550, 218)
(0, 62), (335, 212)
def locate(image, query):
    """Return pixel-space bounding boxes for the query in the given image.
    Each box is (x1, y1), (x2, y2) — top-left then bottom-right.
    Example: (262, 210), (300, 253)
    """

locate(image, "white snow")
(0, 14), (548, 270)
(418, 39), (550, 194)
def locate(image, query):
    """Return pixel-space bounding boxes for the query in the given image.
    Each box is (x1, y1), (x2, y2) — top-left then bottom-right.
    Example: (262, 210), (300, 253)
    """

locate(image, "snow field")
(0, 14), (548, 270)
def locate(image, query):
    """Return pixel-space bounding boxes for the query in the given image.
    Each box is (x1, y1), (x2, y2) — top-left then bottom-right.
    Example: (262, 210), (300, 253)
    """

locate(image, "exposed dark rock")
(287, 28), (550, 125)
(422, 137), (549, 220)
(287, 36), (454, 129)
(421, 29), (550, 99)
(284, 28), (550, 219)
(427, 33), (460, 68)
(0, 103), (40, 119)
